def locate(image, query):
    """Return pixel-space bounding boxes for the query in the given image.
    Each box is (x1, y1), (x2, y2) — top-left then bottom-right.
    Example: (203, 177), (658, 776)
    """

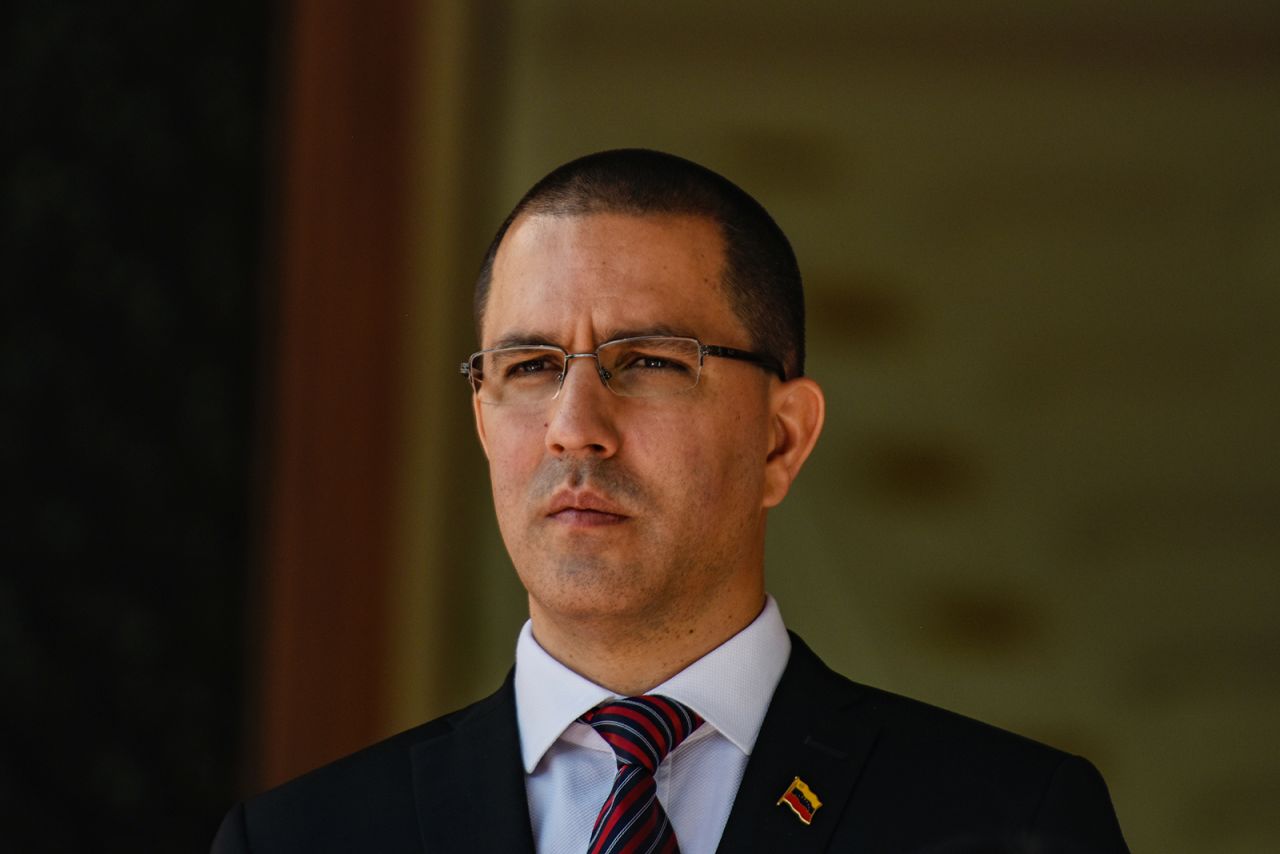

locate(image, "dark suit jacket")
(213, 634), (1127, 853)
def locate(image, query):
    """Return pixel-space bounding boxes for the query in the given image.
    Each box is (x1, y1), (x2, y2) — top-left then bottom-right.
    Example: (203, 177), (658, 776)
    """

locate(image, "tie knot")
(580, 695), (703, 773)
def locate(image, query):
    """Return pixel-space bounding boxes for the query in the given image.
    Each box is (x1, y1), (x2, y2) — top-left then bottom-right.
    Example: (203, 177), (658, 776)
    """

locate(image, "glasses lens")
(598, 337), (701, 398)
(476, 347), (566, 404)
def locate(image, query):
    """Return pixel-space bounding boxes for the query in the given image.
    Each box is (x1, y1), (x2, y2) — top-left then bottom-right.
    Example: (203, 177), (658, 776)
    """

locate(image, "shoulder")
(212, 679), (515, 853)
(772, 634), (1127, 851)
(784, 632), (1075, 772)
(847, 673), (1073, 779)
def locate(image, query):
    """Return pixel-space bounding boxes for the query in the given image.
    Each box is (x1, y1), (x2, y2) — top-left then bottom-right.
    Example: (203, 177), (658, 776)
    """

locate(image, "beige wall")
(385, 2), (1280, 851)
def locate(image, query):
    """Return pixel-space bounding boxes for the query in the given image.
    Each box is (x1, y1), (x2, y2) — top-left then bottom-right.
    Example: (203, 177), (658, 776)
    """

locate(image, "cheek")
(640, 412), (761, 506)
(705, 407), (769, 504)
(704, 444), (764, 510)
(485, 426), (543, 504)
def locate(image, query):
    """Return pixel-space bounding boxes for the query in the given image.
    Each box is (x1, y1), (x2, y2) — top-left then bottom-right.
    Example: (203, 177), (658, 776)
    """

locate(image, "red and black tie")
(579, 695), (704, 854)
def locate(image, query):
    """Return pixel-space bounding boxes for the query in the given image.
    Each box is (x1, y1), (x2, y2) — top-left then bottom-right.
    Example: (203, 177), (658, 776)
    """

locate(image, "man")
(213, 149), (1128, 853)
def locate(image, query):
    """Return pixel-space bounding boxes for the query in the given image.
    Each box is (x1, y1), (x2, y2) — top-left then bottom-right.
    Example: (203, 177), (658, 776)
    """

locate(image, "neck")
(528, 586), (766, 696)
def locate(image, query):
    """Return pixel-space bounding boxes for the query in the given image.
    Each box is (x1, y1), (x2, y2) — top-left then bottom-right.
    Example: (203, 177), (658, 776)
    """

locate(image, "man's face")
(474, 212), (777, 634)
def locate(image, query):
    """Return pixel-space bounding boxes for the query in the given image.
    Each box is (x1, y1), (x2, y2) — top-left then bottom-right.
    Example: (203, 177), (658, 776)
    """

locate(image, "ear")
(762, 376), (826, 508)
(473, 392), (493, 460)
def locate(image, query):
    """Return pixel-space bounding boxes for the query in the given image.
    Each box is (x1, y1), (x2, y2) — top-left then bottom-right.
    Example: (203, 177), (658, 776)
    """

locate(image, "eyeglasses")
(461, 335), (786, 405)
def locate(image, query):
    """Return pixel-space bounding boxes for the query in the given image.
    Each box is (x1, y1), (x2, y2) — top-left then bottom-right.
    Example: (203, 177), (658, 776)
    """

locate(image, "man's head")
(475, 148), (807, 381)
(468, 150), (824, 679)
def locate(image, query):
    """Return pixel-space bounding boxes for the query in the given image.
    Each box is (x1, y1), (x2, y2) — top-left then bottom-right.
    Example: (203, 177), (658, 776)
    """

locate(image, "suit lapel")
(410, 672), (536, 853)
(715, 634), (881, 854)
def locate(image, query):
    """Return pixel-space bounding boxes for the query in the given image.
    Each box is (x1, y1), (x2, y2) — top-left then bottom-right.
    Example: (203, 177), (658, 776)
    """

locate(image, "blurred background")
(3, 1), (1277, 851)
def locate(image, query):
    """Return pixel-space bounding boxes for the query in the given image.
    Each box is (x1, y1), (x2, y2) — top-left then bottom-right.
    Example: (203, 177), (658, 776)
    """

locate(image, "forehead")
(481, 212), (744, 347)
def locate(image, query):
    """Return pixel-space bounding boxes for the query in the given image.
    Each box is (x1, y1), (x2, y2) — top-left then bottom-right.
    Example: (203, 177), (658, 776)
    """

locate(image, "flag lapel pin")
(776, 776), (822, 825)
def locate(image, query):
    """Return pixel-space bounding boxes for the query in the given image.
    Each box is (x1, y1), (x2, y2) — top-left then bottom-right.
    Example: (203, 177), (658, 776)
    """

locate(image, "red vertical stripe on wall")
(257, 0), (418, 789)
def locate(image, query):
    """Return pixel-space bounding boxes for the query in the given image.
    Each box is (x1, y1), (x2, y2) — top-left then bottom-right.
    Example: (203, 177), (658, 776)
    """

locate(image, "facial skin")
(474, 212), (824, 693)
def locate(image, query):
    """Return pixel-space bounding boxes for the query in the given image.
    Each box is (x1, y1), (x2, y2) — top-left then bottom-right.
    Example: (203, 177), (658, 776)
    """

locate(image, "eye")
(620, 352), (690, 372)
(503, 354), (560, 379)
(504, 358), (550, 376)
(638, 355), (676, 370)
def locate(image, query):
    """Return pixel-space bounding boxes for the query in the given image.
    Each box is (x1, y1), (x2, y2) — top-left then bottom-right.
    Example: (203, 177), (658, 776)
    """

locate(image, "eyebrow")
(488, 331), (561, 350)
(487, 324), (700, 351)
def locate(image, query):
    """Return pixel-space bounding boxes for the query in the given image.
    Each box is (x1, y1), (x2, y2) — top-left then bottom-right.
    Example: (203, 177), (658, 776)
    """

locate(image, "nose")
(545, 354), (620, 457)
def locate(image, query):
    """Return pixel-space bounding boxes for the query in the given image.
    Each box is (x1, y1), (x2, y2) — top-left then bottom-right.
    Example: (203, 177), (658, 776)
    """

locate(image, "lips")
(546, 489), (629, 525)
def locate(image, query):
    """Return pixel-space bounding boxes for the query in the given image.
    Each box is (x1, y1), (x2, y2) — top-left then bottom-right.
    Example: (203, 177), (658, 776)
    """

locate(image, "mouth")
(546, 490), (630, 526)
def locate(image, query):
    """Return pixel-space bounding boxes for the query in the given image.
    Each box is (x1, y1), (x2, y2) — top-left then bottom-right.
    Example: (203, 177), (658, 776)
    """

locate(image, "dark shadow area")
(2, 2), (275, 850)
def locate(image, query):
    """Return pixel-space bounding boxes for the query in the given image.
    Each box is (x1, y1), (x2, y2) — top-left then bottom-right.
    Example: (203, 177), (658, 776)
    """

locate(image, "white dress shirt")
(514, 595), (791, 854)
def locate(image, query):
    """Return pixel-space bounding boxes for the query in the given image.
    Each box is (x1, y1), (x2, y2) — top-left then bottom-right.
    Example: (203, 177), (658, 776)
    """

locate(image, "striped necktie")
(579, 695), (704, 854)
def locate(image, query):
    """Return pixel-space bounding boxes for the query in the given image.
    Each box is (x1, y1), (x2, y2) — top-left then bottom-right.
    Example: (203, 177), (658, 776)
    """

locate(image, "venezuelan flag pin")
(776, 776), (822, 825)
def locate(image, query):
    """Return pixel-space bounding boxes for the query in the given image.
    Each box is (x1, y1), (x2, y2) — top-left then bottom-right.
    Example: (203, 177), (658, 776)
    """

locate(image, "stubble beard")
(510, 454), (711, 629)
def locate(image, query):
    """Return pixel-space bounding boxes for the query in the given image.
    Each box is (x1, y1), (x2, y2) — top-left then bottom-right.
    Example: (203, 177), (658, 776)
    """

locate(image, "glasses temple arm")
(701, 344), (787, 382)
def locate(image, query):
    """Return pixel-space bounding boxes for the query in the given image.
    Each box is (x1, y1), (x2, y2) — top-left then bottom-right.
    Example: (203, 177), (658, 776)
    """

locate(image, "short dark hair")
(474, 148), (806, 379)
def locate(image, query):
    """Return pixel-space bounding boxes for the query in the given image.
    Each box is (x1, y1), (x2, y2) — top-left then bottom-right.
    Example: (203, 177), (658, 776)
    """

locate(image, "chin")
(526, 568), (673, 620)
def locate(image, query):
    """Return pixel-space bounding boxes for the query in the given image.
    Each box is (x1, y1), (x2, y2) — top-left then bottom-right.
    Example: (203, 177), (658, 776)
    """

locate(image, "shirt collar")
(514, 595), (791, 773)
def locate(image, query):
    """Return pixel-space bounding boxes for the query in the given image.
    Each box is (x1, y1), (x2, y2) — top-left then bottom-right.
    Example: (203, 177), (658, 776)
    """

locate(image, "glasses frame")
(460, 335), (787, 403)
